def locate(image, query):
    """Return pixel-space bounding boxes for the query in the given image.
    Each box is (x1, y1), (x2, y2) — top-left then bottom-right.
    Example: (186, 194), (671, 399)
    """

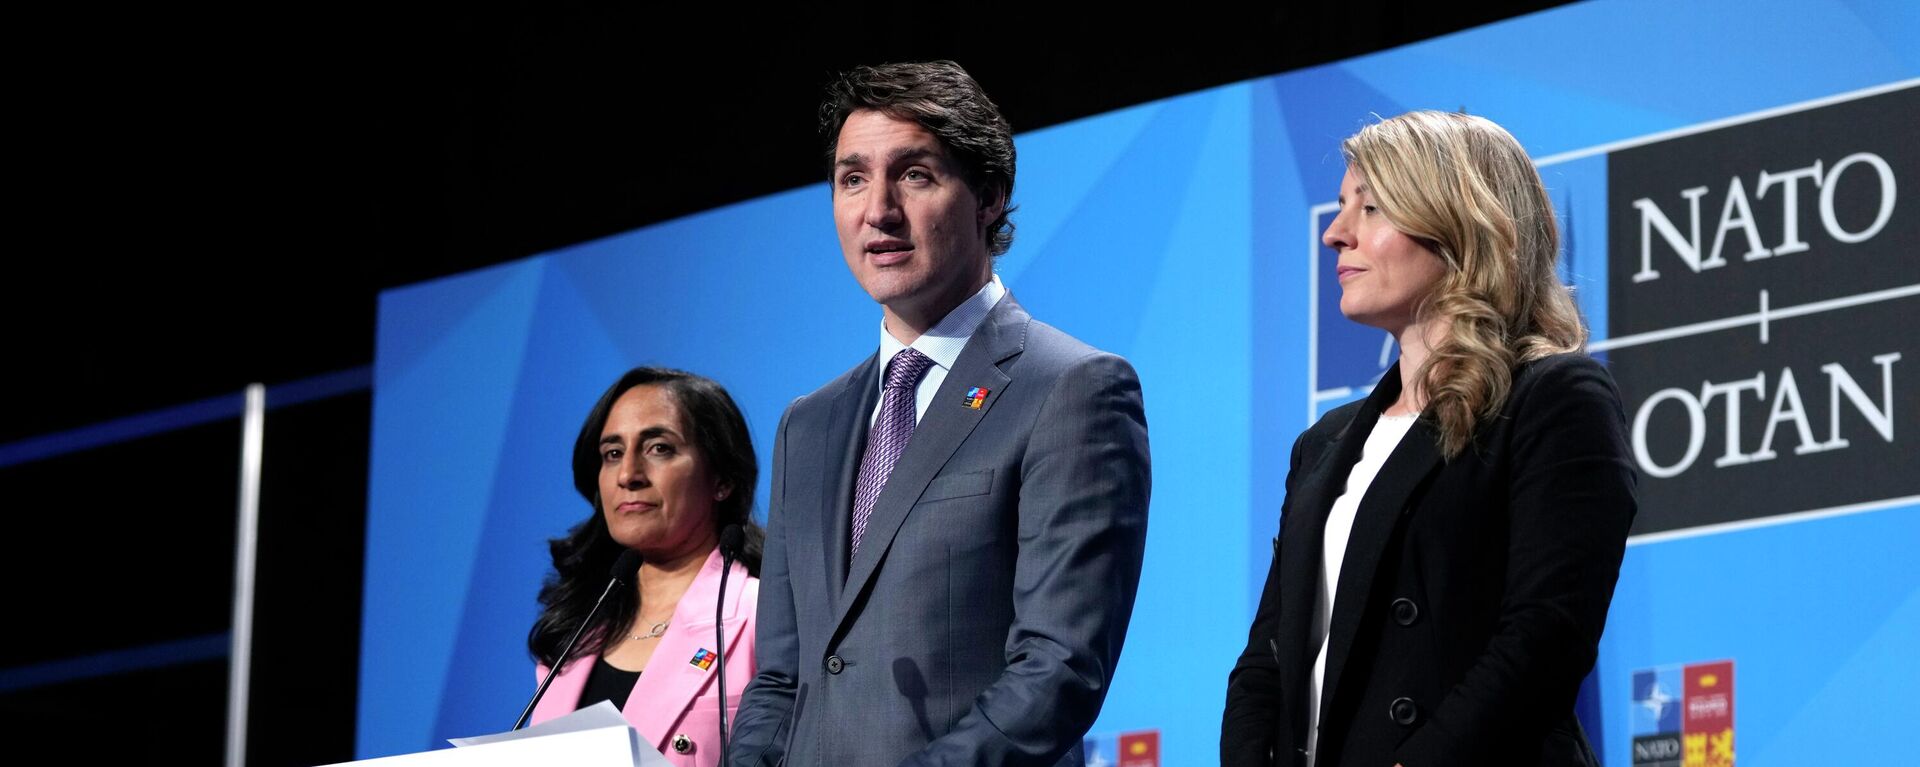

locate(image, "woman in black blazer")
(1223, 112), (1637, 767)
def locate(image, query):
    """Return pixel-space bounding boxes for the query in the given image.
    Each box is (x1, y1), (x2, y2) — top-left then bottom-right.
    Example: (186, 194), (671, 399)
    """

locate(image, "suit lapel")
(1316, 367), (1443, 729)
(530, 652), (594, 726)
(821, 355), (880, 600)
(625, 551), (754, 749)
(831, 296), (1028, 638)
(1270, 400), (1372, 743)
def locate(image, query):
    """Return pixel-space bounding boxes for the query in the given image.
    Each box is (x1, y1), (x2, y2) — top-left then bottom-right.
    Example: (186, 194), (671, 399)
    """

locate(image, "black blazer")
(1222, 353), (1637, 767)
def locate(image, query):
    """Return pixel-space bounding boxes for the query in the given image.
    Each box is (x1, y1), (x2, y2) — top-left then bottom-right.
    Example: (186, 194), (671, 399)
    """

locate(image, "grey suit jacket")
(731, 294), (1151, 767)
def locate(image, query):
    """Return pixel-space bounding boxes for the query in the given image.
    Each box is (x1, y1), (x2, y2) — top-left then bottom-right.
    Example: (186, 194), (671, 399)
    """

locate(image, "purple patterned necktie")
(851, 348), (935, 555)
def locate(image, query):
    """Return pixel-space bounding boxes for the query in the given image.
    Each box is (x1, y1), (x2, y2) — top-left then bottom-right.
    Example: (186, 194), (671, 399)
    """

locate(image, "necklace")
(629, 618), (669, 641)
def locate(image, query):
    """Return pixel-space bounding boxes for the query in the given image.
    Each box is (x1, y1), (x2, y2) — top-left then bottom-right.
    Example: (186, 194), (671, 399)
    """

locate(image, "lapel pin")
(689, 648), (715, 670)
(962, 387), (990, 409)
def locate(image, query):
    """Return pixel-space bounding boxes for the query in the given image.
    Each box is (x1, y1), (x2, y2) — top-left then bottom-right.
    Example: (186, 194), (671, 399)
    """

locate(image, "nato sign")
(1606, 86), (1916, 535)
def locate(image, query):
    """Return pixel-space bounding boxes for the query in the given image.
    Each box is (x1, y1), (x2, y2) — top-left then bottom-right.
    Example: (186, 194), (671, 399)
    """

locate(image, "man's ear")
(977, 185), (1006, 227)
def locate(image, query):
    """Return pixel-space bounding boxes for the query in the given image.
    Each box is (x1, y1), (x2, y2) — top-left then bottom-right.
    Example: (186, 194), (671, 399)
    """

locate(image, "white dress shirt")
(871, 274), (1007, 426)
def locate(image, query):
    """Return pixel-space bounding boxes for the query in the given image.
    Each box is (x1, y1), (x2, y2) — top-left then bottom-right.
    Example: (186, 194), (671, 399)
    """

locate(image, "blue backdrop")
(360, 2), (1920, 763)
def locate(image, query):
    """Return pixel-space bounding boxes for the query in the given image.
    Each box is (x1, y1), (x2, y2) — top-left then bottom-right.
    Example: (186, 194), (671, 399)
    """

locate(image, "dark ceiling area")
(7, 4), (1573, 443)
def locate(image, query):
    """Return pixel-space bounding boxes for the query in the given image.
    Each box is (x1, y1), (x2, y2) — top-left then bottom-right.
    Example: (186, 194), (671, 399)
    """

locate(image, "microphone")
(515, 549), (642, 730)
(715, 524), (745, 767)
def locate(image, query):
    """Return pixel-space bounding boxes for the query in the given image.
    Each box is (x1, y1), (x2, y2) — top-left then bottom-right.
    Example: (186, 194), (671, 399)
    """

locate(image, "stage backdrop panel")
(362, 2), (1920, 764)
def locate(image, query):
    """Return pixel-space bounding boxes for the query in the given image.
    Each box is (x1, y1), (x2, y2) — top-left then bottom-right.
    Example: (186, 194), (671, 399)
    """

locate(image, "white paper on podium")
(453, 701), (670, 766)
(450, 701), (633, 747)
(325, 703), (669, 767)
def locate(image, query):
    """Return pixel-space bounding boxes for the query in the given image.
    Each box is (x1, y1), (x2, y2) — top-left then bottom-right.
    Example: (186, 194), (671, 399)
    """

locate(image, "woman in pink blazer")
(529, 367), (763, 767)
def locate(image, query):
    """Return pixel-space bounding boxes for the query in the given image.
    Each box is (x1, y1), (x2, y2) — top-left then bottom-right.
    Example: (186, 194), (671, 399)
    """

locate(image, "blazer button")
(1391, 597), (1420, 626)
(825, 655), (844, 674)
(672, 733), (693, 754)
(1390, 697), (1419, 726)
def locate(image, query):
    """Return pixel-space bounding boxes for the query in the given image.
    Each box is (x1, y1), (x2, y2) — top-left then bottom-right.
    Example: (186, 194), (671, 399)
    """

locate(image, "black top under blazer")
(1223, 353), (1637, 767)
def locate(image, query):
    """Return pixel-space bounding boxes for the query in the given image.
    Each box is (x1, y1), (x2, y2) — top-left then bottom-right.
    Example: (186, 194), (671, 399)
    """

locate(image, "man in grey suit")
(729, 61), (1151, 767)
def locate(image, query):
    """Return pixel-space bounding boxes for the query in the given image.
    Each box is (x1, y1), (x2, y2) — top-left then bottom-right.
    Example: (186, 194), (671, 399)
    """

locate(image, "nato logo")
(1632, 667), (1682, 735)
(1631, 667), (1683, 766)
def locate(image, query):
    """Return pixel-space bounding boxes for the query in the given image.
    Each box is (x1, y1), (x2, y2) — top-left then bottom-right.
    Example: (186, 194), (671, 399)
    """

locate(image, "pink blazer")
(532, 548), (758, 767)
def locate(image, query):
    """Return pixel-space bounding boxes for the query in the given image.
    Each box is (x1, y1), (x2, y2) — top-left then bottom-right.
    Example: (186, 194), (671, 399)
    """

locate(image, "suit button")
(672, 733), (693, 753)
(825, 655), (844, 674)
(1390, 697), (1419, 726)
(1392, 597), (1420, 626)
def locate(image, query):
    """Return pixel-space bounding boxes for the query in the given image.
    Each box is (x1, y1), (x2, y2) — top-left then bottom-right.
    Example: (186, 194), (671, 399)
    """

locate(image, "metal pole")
(225, 384), (266, 767)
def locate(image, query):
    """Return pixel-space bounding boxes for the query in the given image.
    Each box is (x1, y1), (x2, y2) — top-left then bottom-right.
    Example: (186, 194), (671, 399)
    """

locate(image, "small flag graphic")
(1118, 730), (1160, 767)
(1682, 661), (1734, 767)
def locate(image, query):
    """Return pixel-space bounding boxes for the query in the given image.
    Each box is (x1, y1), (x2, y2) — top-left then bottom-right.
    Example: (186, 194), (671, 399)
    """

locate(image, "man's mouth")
(868, 240), (913, 265)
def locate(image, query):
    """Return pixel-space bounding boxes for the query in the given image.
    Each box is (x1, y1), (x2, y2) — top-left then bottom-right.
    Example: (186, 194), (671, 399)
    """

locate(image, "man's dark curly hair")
(820, 60), (1018, 257)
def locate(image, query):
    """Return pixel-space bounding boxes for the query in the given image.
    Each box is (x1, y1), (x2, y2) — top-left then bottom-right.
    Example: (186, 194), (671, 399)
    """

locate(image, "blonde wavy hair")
(1342, 111), (1587, 458)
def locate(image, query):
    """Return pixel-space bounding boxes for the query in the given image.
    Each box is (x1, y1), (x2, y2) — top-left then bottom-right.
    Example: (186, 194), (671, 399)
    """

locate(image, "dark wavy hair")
(820, 59), (1018, 256)
(527, 367), (765, 668)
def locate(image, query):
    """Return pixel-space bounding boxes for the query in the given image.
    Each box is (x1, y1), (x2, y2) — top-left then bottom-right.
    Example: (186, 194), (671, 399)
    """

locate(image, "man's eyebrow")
(835, 146), (940, 171)
(887, 146), (937, 164)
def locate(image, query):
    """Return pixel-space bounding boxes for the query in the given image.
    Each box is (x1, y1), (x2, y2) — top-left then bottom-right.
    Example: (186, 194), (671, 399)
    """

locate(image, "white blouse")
(1306, 411), (1419, 766)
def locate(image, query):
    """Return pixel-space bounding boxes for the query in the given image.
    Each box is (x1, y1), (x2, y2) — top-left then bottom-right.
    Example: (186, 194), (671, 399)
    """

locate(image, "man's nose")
(864, 180), (903, 229)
